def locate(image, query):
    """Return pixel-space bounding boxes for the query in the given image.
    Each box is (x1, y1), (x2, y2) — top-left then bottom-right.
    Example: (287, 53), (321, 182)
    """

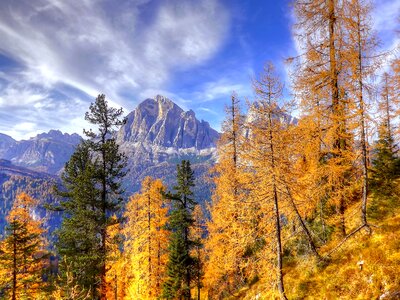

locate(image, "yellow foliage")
(122, 177), (170, 300)
(0, 192), (48, 299)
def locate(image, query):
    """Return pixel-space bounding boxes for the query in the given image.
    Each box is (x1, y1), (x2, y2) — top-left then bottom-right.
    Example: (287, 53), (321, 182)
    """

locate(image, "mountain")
(0, 133), (16, 157)
(117, 95), (219, 151)
(116, 95), (219, 198)
(0, 95), (219, 233)
(1, 130), (82, 174)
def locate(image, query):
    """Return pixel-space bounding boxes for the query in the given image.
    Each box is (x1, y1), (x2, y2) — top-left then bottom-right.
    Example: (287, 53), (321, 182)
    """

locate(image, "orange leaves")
(0, 193), (48, 299)
(122, 177), (169, 300)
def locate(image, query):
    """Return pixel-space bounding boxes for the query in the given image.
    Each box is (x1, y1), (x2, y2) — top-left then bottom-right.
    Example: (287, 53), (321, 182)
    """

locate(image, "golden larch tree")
(123, 177), (169, 300)
(0, 193), (48, 300)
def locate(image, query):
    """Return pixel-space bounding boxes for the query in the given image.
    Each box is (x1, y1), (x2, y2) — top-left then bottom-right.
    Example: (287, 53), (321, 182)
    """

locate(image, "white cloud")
(191, 79), (252, 103)
(0, 0), (230, 139)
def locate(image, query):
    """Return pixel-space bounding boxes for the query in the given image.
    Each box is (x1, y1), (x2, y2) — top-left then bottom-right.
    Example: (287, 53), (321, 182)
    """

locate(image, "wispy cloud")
(0, 0), (230, 139)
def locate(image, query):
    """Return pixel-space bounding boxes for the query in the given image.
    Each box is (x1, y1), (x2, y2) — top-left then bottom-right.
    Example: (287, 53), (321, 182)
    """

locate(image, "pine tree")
(0, 193), (48, 300)
(162, 160), (197, 300)
(84, 94), (127, 299)
(191, 205), (205, 300)
(53, 94), (127, 299)
(370, 123), (400, 197)
(55, 142), (102, 297)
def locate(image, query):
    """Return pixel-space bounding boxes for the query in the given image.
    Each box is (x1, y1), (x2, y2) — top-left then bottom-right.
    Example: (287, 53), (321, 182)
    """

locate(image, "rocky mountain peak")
(0, 133), (16, 157)
(35, 130), (82, 144)
(117, 95), (219, 151)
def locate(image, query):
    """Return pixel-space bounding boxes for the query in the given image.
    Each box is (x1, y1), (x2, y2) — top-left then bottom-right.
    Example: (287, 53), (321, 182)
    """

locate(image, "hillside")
(0, 159), (60, 235)
(224, 195), (400, 300)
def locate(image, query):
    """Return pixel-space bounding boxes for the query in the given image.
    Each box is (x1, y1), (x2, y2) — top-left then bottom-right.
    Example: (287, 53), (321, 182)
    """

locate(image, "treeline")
(0, 0), (399, 299)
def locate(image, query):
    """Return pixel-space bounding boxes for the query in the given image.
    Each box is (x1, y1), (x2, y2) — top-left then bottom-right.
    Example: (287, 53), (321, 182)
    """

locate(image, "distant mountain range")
(0, 130), (82, 174)
(0, 95), (219, 233)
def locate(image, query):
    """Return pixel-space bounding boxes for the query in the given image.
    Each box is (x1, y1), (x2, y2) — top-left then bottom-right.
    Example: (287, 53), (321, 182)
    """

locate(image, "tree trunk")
(273, 184), (287, 300)
(356, 9), (370, 231)
(268, 108), (287, 300)
(100, 144), (107, 300)
(285, 186), (321, 258)
(12, 226), (17, 300)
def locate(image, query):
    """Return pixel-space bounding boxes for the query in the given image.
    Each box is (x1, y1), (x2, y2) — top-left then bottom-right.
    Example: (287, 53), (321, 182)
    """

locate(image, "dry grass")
(224, 195), (400, 299)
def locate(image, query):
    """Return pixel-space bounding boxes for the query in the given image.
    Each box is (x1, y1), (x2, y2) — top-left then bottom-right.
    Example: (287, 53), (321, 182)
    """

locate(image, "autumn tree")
(162, 160), (198, 300)
(244, 62), (294, 299)
(0, 193), (48, 300)
(341, 0), (380, 229)
(123, 177), (169, 300)
(204, 94), (257, 298)
(292, 0), (358, 237)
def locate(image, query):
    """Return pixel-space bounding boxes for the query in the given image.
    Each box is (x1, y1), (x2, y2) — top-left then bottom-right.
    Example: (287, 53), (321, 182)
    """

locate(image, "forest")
(0, 0), (400, 299)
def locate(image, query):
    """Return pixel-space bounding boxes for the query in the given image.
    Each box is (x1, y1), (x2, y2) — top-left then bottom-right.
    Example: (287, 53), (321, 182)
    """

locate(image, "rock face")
(0, 133), (16, 157)
(1, 130), (82, 174)
(116, 95), (219, 197)
(117, 95), (219, 153)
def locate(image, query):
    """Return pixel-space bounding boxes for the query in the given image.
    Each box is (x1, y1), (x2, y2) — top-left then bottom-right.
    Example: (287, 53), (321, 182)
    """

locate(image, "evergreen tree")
(370, 123), (400, 197)
(53, 94), (127, 299)
(84, 94), (127, 300)
(162, 160), (197, 300)
(55, 142), (102, 298)
(0, 193), (48, 300)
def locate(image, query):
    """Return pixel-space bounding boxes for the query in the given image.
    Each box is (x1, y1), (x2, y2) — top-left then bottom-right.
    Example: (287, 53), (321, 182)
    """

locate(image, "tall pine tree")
(162, 160), (198, 300)
(54, 94), (127, 299)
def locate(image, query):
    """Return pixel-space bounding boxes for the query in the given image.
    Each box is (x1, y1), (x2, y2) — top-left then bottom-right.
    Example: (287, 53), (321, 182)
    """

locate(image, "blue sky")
(0, 0), (398, 140)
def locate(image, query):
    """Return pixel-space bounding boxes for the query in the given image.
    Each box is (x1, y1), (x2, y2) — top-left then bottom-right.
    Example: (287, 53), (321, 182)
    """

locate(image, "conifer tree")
(55, 142), (102, 297)
(162, 160), (197, 300)
(54, 94), (127, 299)
(370, 123), (400, 197)
(0, 193), (47, 300)
(204, 94), (257, 297)
(245, 62), (290, 299)
(292, 0), (357, 237)
(84, 94), (127, 299)
(123, 177), (169, 300)
(191, 205), (205, 300)
(371, 72), (400, 197)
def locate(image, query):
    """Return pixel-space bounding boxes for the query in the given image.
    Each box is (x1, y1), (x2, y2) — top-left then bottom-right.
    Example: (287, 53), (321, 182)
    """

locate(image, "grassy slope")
(228, 195), (400, 299)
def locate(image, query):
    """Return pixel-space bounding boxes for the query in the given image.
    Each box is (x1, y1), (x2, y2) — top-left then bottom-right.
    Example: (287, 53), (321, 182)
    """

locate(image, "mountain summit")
(117, 95), (219, 151)
(116, 95), (219, 194)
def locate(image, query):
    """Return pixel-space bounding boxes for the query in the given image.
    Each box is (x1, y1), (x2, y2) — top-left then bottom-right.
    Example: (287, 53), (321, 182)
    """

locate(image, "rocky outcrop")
(1, 130), (82, 174)
(117, 95), (219, 152)
(116, 95), (219, 199)
(0, 133), (16, 157)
